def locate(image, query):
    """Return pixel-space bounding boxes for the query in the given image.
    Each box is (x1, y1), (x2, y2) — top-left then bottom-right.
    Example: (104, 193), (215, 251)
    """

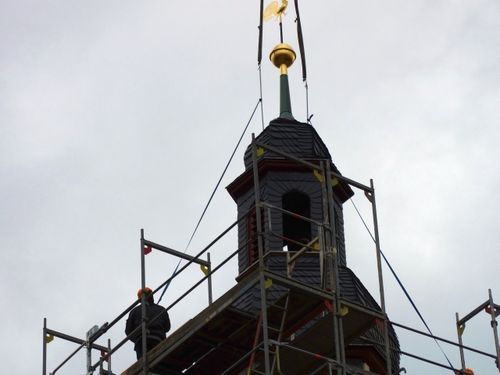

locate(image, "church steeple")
(226, 2), (401, 373)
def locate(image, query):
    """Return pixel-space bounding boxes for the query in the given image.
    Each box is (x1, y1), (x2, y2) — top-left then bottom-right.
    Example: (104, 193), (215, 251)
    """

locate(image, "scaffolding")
(455, 289), (500, 373)
(43, 135), (500, 375)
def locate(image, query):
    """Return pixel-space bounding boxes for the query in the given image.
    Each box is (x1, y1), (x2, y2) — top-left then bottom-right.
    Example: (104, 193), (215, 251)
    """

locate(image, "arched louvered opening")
(282, 190), (311, 251)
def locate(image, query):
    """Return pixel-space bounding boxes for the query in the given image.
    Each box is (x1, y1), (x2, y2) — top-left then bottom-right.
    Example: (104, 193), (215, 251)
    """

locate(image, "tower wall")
(235, 169), (347, 275)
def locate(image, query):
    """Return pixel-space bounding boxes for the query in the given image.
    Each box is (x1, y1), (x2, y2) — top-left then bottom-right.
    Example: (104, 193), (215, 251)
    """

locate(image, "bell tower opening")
(282, 190), (311, 251)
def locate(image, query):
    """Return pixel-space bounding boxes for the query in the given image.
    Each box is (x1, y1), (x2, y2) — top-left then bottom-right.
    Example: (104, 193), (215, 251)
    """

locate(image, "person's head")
(456, 369), (475, 375)
(137, 287), (154, 303)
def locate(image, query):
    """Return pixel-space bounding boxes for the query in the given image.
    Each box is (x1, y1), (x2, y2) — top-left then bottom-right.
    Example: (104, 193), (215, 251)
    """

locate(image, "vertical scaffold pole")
(319, 162), (329, 291)
(207, 252), (213, 305)
(318, 225), (325, 287)
(319, 161), (341, 369)
(325, 161), (346, 374)
(488, 289), (500, 371)
(251, 133), (271, 374)
(369, 179), (392, 375)
(43, 318), (47, 375)
(140, 228), (148, 375)
(108, 338), (112, 374)
(456, 312), (466, 371)
(86, 333), (92, 375)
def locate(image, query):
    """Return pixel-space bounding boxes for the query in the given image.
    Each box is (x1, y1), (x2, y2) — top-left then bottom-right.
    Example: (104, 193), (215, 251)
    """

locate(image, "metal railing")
(43, 215), (245, 375)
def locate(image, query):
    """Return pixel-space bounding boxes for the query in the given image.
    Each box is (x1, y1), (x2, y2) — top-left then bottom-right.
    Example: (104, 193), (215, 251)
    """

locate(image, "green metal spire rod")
(270, 43), (296, 120)
(279, 73), (293, 119)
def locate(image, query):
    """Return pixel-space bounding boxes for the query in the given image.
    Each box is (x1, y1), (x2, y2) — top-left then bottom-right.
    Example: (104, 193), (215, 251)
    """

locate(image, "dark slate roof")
(234, 254), (400, 372)
(339, 266), (401, 372)
(243, 118), (332, 169)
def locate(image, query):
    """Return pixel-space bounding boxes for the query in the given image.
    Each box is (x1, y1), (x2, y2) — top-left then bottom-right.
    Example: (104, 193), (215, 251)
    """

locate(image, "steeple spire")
(270, 43), (296, 120)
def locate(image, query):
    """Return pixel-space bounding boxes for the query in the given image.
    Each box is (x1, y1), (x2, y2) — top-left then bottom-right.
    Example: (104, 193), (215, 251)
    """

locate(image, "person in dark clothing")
(125, 287), (171, 360)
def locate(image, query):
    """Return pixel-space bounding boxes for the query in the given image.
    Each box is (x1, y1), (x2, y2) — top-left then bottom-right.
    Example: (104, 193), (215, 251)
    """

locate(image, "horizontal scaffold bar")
(262, 270), (334, 300)
(143, 239), (210, 267)
(391, 321), (497, 359)
(457, 300), (499, 327)
(45, 328), (109, 352)
(260, 201), (324, 226)
(255, 141), (373, 193)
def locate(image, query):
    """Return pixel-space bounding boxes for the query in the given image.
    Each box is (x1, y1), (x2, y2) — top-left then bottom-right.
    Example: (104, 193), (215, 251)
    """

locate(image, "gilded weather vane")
(263, 0), (288, 22)
(263, 0), (289, 43)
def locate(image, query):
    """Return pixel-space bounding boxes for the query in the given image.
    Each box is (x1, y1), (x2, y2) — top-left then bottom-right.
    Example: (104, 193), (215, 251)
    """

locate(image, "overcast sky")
(1, 0), (499, 374)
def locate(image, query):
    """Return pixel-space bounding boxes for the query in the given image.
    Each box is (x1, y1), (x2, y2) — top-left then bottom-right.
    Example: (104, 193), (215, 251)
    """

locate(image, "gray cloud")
(1, 0), (499, 373)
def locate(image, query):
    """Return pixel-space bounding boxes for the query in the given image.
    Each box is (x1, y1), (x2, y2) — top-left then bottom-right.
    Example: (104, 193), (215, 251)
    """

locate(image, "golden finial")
(270, 43), (296, 75)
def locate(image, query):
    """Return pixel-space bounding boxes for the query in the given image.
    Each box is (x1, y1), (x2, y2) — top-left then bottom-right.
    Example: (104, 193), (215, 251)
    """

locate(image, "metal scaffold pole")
(369, 179), (392, 375)
(456, 312), (467, 371)
(319, 161), (341, 371)
(108, 338), (112, 374)
(207, 252), (213, 305)
(251, 133), (271, 374)
(325, 161), (346, 374)
(43, 318), (47, 375)
(488, 289), (500, 372)
(140, 229), (148, 375)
